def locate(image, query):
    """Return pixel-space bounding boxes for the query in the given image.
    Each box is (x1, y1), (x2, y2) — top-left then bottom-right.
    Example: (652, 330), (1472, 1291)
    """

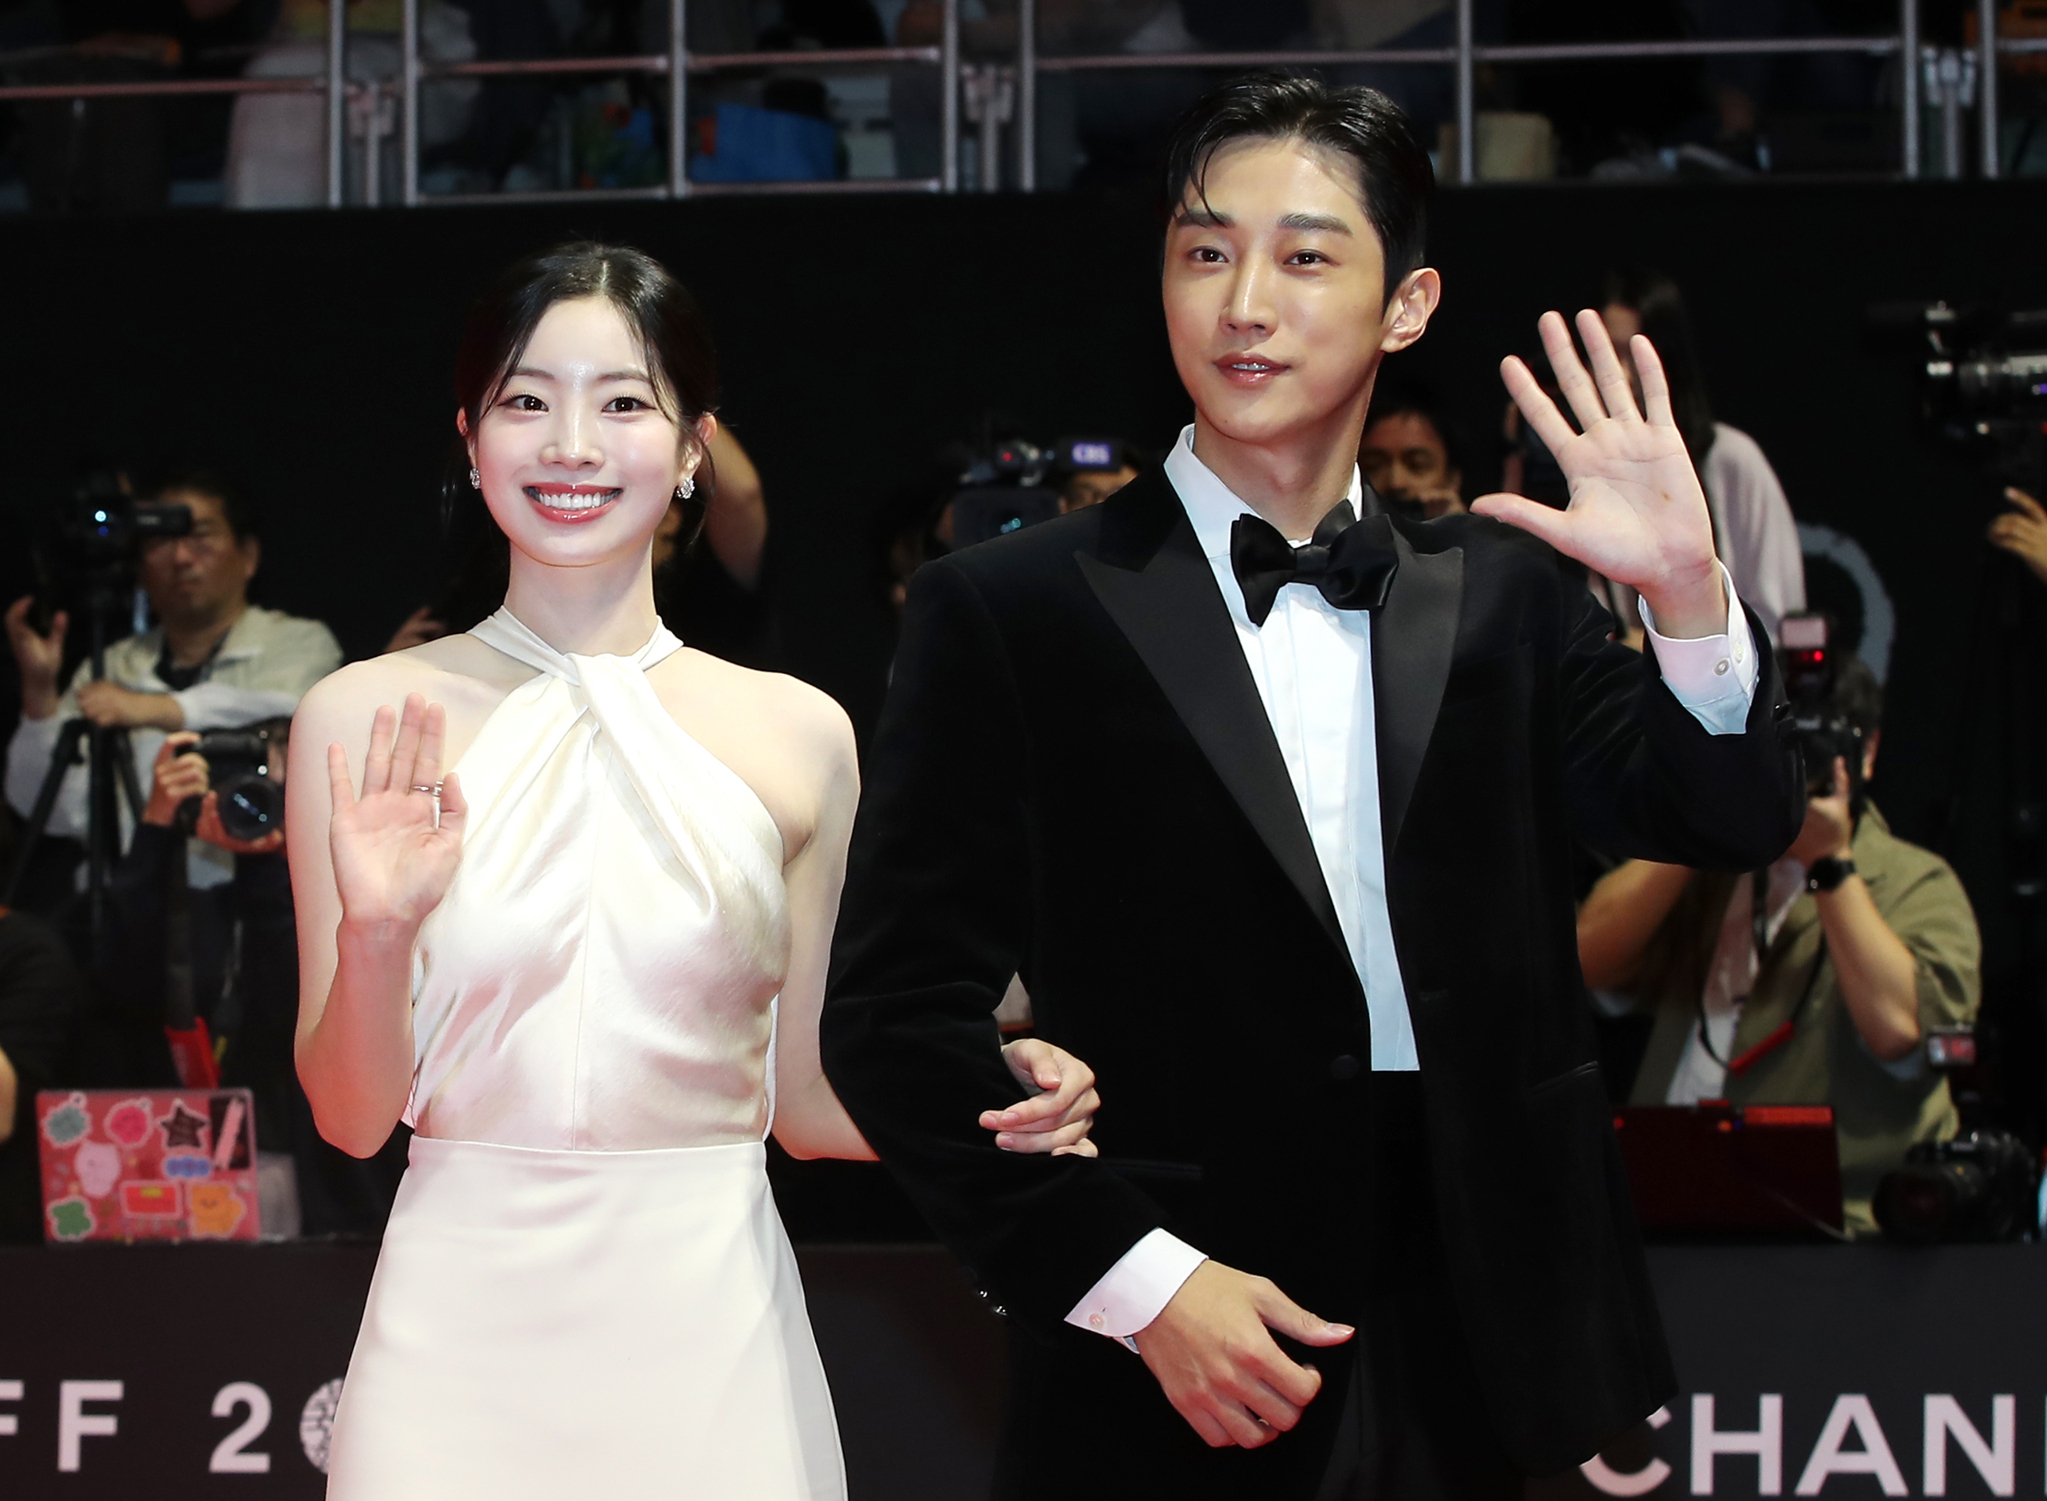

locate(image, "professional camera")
(22, 473), (193, 636)
(1777, 614), (1868, 812)
(60, 473), (193, 568)
(1868, 301), (2047, 443)
(947, 437), (1131, 548)
(172, 728), (284, 844)
(1872, 1128), (2038, 1243)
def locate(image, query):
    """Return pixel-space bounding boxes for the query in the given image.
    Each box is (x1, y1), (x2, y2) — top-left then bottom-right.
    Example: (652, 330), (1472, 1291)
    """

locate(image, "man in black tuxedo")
(822, 73), (1803, 1499)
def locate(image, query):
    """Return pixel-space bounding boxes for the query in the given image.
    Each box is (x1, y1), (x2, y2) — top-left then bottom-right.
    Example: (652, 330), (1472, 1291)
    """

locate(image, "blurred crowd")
(3, 0), (2042, 210)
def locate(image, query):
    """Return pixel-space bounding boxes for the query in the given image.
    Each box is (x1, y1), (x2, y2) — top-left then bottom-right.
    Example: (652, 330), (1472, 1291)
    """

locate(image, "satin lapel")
(1076, 507), (1348, 966)
(1369, 524), (1464, 859)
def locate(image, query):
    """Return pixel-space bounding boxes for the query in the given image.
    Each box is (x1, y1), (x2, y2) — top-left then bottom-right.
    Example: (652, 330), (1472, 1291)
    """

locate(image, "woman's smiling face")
(465, 295), (702, 570)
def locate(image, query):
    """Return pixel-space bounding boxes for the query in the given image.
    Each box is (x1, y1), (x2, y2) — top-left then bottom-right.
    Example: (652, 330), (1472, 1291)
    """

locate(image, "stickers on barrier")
(120, 1181), (182, 1220)
(103, 1098), (154, 1148)
(33, 1089), (261, 1244)
(187, 1183), (248, 1240)
(39, 1092), (89, 1147)
(157, 1102), (209, 1151)
(45, 1196), (94, 1241)
(74, 1141), (121, 1199)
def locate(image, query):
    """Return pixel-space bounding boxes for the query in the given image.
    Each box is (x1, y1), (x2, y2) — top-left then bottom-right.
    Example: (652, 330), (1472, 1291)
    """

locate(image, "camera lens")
(214, 773), (283, 842)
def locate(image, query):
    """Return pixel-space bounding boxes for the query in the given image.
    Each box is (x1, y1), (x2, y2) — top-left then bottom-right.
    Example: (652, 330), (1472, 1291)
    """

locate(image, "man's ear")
(240, 536), (261, 585)
(1862, 728), (1881, 783)
(1380, 267), (1441, 354)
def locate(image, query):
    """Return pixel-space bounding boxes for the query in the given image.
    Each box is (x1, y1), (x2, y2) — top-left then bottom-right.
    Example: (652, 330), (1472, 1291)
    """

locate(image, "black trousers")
(1311, 1073), (1521, 1501)
(996, 1073), (1526, 1501)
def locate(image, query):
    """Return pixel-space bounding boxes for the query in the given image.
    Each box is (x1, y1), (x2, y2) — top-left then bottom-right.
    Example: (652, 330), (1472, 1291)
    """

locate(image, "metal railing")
(1015, 0), (2027, 186)
(0, 0), (2041, 206)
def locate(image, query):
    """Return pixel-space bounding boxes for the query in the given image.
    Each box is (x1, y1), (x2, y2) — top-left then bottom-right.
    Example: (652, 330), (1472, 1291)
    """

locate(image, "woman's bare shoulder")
(678, 653), (852, 758)
(299, 636), (527, 722)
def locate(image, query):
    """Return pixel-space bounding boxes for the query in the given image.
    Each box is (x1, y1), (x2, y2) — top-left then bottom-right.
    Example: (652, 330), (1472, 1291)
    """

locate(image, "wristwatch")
(1806, 856), (1856, 893)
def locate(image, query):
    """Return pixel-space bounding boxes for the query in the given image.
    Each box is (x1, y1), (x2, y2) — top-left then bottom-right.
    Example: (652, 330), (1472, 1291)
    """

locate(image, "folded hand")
(984, 1038), (1100, 1157)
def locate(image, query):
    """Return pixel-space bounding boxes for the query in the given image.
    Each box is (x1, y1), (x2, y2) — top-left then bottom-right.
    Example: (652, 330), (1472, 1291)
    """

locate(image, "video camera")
(1778, 614), (1868, 814)
(1867, 301), (2047, 483)
(171, 727), (285, 845)
(27, 472), (193, 633)
(1874, 1127), (2038, 1243)
(947, 437), (1131, 549)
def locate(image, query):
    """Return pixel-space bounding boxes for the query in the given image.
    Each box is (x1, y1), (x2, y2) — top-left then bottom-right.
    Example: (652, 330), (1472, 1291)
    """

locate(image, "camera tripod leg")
(111, 727), (145, 822)
(1, 717), (91, 906)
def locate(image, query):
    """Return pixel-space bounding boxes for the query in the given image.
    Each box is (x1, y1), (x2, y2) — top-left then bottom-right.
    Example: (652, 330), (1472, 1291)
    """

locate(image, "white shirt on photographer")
(5, 605), (340, 889)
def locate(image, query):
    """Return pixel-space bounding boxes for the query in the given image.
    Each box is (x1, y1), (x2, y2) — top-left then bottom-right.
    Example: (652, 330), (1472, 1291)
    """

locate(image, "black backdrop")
(3, 179), (2046, 1117)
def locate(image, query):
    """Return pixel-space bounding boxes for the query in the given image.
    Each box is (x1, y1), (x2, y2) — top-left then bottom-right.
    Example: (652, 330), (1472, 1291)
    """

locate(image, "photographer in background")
(1577, 649), (1981, 1234)
(1050, 439), (1144, 514)
(1359, 385), (1468, 519)
(4, 471), (341, 897)
(97, 725), (402, 1237)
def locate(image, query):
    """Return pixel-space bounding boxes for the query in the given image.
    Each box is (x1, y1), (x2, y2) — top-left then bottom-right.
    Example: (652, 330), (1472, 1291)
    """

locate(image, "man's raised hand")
(1132, 1260), (1354, 1449)
(1473, 310), (1727, 639)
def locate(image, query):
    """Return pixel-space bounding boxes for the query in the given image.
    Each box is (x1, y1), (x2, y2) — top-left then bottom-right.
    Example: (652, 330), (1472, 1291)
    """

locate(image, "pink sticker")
(74, 1141), (121, 1199)
(104, 1098), (154, 1148)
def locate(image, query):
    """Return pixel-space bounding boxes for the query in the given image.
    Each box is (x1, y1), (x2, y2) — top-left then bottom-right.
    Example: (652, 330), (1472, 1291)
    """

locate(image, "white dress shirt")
(1066, 426), (1762, 1343)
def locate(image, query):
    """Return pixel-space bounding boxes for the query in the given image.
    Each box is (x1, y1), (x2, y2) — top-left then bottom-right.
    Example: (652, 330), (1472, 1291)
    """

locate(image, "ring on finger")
(409, 782), (444, 797)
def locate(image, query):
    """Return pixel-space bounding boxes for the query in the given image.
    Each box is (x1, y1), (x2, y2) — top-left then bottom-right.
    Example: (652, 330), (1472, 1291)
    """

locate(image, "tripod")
(3, 576), (149, 962)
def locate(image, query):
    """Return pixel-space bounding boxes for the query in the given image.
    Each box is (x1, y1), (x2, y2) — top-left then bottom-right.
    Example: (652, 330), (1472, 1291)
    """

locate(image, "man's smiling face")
(1162, 136), (1417, 455)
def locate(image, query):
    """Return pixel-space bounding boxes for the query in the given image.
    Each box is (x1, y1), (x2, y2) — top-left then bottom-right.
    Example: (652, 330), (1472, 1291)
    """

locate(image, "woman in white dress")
(287, 243), (1102, 1499)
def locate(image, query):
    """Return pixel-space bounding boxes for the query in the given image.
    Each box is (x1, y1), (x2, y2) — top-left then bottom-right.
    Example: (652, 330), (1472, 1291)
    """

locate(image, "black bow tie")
(1229, 500), (1400, 627)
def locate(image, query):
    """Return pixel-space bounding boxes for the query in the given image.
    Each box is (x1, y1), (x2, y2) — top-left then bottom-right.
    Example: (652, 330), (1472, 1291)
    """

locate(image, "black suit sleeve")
(1554, 576), (1803, 869)
(822, 559), (1163, 1333)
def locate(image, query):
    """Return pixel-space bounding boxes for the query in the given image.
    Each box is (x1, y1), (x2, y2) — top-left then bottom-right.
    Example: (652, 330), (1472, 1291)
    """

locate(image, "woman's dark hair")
(1603, 269), (1716, 466)
(446, 241), (720, 524)
(1159, 71), (1435, 296)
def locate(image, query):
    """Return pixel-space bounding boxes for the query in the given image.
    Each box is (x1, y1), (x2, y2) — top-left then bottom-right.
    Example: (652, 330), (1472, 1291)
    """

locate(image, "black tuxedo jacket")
(822, 470), (1804, 1487)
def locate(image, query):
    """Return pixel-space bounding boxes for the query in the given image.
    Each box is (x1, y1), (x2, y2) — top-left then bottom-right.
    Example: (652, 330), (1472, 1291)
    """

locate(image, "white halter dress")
(326, 608), (845, 1500)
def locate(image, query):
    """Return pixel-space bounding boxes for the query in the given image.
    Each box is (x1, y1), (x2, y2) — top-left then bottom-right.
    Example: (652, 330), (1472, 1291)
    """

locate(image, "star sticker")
(158, 1102), (208, 1150)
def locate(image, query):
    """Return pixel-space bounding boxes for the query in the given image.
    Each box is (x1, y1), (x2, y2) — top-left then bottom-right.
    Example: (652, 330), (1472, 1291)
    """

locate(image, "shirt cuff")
(1063, 1228), (1207, 1343)
(1638, 561), (1758, 737)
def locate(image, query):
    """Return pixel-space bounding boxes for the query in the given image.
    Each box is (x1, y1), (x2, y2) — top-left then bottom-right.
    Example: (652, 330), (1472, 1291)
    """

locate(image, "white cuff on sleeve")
(1639, 562), (1759, 738)
(1063, 1228), (1207, 1344)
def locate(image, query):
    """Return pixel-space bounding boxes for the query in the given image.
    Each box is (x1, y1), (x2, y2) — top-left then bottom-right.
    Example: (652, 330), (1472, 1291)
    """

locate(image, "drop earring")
(677, 477), (695, 500)
(468, 467), (481, 489)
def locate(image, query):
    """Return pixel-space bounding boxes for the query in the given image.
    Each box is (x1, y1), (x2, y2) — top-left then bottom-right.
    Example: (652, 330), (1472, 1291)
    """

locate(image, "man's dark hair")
(1364, 384), (1467, 480)
(156, 469), (260, 545)
(1159, 71), (1435, 295)
(1826, 651), (1884, 740)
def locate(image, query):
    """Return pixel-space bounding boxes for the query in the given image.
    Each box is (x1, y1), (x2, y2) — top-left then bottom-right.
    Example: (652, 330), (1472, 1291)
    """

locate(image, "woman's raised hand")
(326, 693), (468, 931)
